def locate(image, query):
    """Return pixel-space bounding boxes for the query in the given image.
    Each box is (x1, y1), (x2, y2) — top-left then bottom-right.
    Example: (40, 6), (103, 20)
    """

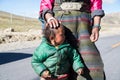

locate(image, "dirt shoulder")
(0, 26), (120, 52)
(0, 29), (42, 52)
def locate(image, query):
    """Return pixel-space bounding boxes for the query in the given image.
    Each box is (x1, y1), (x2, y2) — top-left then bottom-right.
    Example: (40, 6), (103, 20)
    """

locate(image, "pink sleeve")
(90, 0), (102, 12)
(40, 0), (54, 13)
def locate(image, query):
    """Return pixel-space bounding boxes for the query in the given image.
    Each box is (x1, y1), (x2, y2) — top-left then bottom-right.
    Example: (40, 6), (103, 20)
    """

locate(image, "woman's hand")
(45, 13), (60, 29)
(90, 27), (99, 42)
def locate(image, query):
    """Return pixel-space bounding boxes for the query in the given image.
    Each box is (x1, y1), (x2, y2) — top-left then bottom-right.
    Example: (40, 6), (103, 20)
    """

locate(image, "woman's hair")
(43, 23), (65, 42)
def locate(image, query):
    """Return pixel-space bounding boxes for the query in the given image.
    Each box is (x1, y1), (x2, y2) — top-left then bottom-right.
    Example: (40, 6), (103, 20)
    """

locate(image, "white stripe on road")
(112, 42), (120, 48)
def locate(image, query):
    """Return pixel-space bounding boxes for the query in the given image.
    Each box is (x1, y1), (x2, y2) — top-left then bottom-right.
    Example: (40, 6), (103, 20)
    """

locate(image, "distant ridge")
(1, 11), (120, 24)
(0, 11), (120, 31)
(0, 11), (41, 31)
(0, 11), (37, 20)
(102, 12), (120, 24)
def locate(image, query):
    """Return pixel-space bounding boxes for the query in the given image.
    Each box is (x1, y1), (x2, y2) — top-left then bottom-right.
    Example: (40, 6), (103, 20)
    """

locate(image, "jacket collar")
(42, 37), (70, 50)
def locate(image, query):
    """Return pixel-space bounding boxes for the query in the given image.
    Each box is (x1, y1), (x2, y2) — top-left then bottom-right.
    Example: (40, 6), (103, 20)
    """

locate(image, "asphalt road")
(0, 35), (120, 80)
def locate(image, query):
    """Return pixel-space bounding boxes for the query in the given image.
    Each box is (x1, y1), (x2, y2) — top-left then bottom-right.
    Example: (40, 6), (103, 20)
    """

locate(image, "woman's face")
(54, 27), (65, 45)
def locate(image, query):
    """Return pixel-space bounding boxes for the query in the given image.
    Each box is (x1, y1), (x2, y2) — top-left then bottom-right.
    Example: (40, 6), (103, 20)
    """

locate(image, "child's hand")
(77, 68), (84, 75)
(41, 70), (51, 78)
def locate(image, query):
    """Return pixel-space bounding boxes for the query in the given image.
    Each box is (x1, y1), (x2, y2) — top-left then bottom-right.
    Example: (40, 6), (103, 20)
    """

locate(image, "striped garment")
(54, 10), (105, 80)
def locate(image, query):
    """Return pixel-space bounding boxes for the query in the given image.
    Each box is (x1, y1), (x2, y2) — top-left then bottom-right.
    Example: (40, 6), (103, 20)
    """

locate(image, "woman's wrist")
(45, 13), (54, 22)
(93, 16), (101, 30)
(93, 24), (101, 30)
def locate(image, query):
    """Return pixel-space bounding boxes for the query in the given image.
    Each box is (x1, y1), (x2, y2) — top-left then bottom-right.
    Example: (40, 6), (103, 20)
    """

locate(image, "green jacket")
(31, 37), (84, 76)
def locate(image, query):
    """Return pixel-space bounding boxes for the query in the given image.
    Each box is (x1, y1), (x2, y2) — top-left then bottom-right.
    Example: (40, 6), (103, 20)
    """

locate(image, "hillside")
(101, 12), (120, 26)
(0, 11), (41, 32)
(1, 11), (120, 32)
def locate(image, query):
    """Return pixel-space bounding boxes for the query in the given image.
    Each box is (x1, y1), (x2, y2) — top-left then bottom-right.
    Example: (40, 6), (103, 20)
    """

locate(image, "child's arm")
(68, 47), (84, 74)
(31, 47), (48, 76)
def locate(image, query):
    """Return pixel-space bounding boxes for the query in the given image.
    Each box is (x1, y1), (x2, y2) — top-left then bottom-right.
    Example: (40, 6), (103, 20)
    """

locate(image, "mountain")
(0, 11), (120, 32)
(0, 11), (37, 21)
(0, 11), (41, 32)
(102, 12), (120, 24)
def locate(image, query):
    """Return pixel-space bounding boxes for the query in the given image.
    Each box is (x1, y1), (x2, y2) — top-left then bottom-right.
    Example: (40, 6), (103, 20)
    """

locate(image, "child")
(31, 24), (84, 80)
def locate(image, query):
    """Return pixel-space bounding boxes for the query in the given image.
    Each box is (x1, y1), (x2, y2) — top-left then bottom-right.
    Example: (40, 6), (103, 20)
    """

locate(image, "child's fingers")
(77, 69), (84, 75)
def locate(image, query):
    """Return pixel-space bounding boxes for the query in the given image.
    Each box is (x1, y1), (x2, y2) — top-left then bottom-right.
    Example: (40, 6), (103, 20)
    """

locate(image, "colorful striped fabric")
(54, 10), (104, 80)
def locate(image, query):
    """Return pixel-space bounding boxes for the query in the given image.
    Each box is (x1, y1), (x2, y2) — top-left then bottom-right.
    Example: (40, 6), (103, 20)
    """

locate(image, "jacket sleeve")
(39, 0), (54, 20)
(31, 47), (48, 76)
(68, 48), (84, 72)
(90, 0), (105, 18)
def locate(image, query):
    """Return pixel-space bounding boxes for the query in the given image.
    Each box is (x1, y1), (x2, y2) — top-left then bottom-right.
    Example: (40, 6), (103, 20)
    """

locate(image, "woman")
(39, 0), (105, 80)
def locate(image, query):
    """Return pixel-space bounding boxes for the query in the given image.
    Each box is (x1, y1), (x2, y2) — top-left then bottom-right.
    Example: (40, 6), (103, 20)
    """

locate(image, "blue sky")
(0, 0), (120, 18)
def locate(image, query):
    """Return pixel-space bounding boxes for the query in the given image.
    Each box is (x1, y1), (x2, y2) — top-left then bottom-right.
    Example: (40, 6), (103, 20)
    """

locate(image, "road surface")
(0, 35), (120, 80)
